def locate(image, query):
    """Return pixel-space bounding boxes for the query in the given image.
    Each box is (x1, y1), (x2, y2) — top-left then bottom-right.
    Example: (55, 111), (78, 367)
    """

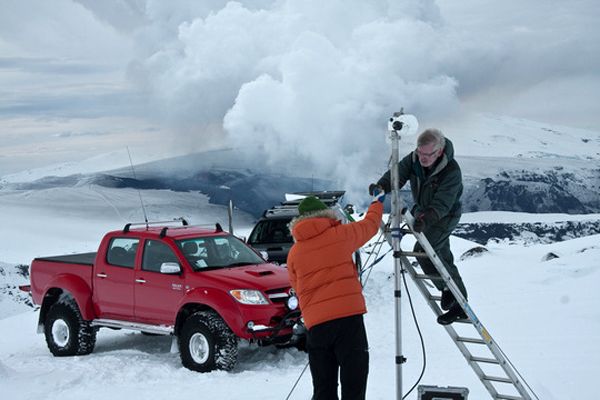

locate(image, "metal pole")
(389, 125), (404, 400)
(385, 110), (417, 400)
(228, 199), (234, 235)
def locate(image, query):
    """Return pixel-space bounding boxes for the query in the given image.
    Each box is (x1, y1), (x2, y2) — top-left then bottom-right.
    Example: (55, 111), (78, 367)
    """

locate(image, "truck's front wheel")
(179, 311), (238, 372)
(44, 300), (96, 356)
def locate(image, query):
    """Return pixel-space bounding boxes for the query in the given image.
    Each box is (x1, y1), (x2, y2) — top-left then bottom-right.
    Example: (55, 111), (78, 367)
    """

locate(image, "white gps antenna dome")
(388, 112), (419, 137)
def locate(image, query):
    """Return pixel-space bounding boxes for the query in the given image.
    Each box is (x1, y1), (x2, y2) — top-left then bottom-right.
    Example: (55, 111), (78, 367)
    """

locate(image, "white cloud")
(1, 0), (598, 182)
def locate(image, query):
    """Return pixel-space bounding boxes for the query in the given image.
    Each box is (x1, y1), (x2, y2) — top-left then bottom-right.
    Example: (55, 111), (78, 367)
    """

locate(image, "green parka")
(377, 138), (463, 221)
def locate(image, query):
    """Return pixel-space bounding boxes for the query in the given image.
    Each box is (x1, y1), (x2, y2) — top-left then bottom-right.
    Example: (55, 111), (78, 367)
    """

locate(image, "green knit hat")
(298, 196), (328, 216)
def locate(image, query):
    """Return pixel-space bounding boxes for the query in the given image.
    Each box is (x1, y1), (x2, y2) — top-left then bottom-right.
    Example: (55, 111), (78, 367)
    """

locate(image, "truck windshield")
(176, 235), (265, 271)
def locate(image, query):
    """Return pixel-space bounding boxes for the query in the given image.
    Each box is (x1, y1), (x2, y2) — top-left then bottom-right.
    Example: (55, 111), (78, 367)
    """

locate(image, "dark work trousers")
(413, 214), (468, 299)
(307, 314), (369, 400)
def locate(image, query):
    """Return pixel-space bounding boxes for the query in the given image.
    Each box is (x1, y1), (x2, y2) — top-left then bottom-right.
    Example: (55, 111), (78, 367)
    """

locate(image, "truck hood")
(194, 263), (291, 291)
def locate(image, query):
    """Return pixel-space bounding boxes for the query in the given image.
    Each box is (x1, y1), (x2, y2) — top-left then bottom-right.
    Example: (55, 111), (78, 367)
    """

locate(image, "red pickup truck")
(29, 220), (303, 372)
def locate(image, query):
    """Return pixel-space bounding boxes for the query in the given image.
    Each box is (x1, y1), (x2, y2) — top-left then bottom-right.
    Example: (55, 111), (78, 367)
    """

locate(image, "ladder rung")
(483, 375), (513, 384)
(457, 336), (486, 344)
(470, 356), (500, 364)
(400, 251), (428, 258)
(415, 273), (445, 282)
(454, 318), (472, 324)
(495, 394), (525, 400)
(429, 294), (442, 302)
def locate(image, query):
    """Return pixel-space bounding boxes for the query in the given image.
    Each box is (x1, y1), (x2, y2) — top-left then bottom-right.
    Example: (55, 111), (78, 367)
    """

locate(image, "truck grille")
(265, 287), (291, 303)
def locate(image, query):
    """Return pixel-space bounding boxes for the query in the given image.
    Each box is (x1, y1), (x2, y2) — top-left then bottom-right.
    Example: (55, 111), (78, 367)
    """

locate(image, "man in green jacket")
(370, 128), (468, 325)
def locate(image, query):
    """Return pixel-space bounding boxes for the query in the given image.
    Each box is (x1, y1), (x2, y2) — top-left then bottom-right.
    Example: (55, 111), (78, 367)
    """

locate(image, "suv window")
(248, 219), (292, 244)
(107, 237), (139, 268)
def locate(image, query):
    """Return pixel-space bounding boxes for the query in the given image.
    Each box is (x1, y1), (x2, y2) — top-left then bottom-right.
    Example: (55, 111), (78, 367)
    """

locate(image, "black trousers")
(413, 214), (468, 299)
(307, 314), (369, 400)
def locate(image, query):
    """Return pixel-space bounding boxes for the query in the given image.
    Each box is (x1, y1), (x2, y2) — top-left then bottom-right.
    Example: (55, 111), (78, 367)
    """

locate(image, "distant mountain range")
(3, 151), (599, 219)
(2, 114), (599, 218)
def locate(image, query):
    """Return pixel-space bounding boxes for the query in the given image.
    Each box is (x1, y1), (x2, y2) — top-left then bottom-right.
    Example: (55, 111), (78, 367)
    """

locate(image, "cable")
(284, 361), (310, 400)
(400, 257), (427, 399)
(360, 233), (388, 286)
(359, 216), (428, 399)
(497, 344), (541, 400)
(360, 246), (391, 286)
(360, 214), (392, 286)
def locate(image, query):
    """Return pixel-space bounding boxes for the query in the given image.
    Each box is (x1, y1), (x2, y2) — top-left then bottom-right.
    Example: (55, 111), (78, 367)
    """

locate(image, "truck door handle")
(135, 278), (146, 284)
(96, 273), (108, 278)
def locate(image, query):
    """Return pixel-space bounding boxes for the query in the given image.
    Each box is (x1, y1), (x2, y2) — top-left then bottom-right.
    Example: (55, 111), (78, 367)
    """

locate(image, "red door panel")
(93, 237), (139, 319)
(134, 239), (185, 324)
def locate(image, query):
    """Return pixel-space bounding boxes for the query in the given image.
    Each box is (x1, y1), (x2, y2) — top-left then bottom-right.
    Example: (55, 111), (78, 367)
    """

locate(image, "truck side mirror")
(260, 251), (269, 261)
(160, 262), (181, 274)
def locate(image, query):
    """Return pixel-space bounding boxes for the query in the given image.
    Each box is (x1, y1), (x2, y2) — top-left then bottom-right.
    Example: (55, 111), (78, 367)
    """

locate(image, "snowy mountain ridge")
(2, 113), (599, 216)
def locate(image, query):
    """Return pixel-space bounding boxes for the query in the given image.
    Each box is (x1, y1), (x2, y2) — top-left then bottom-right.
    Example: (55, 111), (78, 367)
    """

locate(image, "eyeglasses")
(415, 148), (440, 157)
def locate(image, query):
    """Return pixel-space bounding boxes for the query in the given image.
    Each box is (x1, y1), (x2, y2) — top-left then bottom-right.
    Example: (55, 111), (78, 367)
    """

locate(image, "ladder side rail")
(402, 209), (470, 316)
(402, 210), (533, 400)
(399, 256), (501, 399)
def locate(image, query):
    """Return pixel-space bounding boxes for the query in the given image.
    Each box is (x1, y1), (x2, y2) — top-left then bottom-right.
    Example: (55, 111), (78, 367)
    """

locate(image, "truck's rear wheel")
(44, 300), (96, 356)
(179, 311), (238, 372)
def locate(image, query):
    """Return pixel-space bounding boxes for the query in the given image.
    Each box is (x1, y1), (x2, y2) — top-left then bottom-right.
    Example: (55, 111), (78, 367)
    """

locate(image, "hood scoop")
(245, 270), (275, 277)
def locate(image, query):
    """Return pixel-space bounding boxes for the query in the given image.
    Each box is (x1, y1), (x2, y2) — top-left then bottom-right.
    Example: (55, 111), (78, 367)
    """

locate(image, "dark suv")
(247, 191), (347, 265)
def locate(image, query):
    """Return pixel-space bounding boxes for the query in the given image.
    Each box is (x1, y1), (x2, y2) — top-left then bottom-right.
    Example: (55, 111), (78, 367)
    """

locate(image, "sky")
(1, 0), (599, 179)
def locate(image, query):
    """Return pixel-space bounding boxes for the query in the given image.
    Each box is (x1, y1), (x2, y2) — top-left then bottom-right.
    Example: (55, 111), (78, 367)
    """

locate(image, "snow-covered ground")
(0, 182), (598, 399)
(0, 115), (598, 399)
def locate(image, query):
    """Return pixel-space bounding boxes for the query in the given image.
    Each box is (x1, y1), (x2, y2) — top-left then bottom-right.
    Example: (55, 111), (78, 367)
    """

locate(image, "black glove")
(371, 188), (385, 203)
(369, 183), (383, 196)
(413, 208), (438, 233)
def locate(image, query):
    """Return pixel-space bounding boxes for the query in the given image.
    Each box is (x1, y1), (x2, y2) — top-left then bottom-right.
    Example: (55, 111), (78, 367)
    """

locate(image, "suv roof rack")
(123, 218), (188, 233)
(262, 191), (346, 218)
(264, 207), (301, 218)
(281, 190), (345, 206)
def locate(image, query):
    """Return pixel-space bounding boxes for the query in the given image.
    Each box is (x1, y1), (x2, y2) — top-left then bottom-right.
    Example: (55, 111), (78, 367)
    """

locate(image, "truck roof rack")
(159, 222), (223, 238)
(123, 218), (188, 233)
(159, 223), (224, 238)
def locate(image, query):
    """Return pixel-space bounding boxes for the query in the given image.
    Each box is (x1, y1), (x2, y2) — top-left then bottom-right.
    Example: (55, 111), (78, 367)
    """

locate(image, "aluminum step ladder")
(384, 210), (536, 400)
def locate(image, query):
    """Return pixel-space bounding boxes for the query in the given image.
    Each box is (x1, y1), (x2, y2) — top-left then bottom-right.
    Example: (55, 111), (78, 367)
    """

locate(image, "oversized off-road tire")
(44, 300), (96, 356)
(179, 311), (238, 372)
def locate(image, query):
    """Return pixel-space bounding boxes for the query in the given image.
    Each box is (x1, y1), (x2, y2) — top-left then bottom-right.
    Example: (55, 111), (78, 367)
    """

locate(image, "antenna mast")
(126, 146), (149, 228)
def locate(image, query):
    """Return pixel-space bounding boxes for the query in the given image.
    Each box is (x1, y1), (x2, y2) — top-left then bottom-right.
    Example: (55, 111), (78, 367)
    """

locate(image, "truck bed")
(34, 252), (97, 266)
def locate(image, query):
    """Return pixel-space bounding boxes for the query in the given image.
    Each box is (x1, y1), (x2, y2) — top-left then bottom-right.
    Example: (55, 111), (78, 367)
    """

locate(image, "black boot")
(437, 304), (468, 325)
(440, 289), (456, 311)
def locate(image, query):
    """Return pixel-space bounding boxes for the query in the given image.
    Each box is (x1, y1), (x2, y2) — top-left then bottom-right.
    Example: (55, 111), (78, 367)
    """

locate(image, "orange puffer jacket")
(287, 202), (383, 329)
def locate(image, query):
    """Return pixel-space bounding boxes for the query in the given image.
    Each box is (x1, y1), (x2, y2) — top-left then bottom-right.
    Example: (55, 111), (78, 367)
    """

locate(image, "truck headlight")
(230, 290), (269, 305)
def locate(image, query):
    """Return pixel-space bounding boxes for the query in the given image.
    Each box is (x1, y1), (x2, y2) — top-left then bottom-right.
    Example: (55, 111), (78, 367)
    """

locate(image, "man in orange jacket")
(287, 192), (384, 400)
